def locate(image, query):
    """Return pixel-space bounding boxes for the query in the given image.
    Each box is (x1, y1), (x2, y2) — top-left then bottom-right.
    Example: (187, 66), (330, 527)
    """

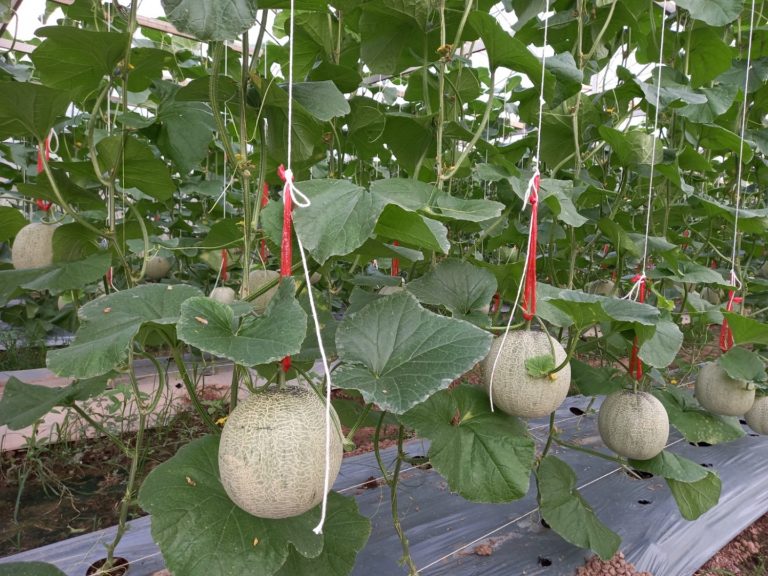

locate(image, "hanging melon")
(11, 222), (58, 270)
(218, 387), (343, 519)
(209, 286), (236, 305)
(700, 286), (721, 306)
(586, 279), (615, 296)
(480, 330), (571, 418)
(694, 362), (755, 417)
(145, 255), (173, 280)
(598, 390), (669, 460)
(745, 396), (768, 435)
(248, 269), (280, 313)
(378, 285), (404, 296)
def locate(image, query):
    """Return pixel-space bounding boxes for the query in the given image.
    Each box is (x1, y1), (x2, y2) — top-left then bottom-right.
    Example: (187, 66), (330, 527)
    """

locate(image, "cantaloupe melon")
(209, 286), (236, 305)
(145, 255), (173, 280)
(700, 287), (721, 306)
(586, 279), (615, 296)
(695, 362), (755, 416)
(218, 386), (343, 519)
(598, 390), (669, 460)
(480, 330), (571, 418)
(745, 396), (768, 435)
(11, 222), (58, 270)
(248, 269), (280, 313)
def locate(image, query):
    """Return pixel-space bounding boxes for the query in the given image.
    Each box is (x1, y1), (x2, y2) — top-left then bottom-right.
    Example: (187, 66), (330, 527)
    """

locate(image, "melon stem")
(540, 412), (556, 460)
(554, 438), (626, 465)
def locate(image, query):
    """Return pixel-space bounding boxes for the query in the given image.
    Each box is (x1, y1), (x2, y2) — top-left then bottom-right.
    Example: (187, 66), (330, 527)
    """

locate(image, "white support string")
(628, 3), (668, 299)
(488, 0), (550, 412)
(283, 0), (333, 535)
(730, 0), (757, 291)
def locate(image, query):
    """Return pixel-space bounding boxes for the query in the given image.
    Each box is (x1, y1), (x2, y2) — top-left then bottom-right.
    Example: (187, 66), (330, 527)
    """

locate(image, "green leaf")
(0, 563), (66, 576)
(157, 99), (216, 174)
(0, 206), (27, 242)
(674, 0), (741, 26)
(525, 354), (557, 378)
(570, 360), (623, 396)
(47, 283), (203, 378)
(598, 217), (641, 257)
(537, 456), (621, 560)
(0, 375), (110, 430)
(667, 472), (722, 520)
(0, 81), (71, 140)
(161, 0), (259, 41)
(97, 136), (176, 201)
(627, 451), (708, 482)
(688, 28), (733, 87)
(30, 27), (128, 99)
(51, 223), (101, 262)
(652, 387), (745, 444)
(176, 280), (307, 367)
(291, 81), (351, 121)
(292, 180), (385, 264)
(334, 291), (492, 414)
(406, 259), (497, 316)
(138, 435), (325, 576)
(638, 319), (683, 369)
(719, 347), (767, 383)
(381, 113), (434, 175)
(274, 493), (371, 576)
(400, 385), (535, 502)
(18, 251), (111, 293)
(374, 205), (450, 253)
(722, 311), (768, 346)
(358, 1), (426, 74)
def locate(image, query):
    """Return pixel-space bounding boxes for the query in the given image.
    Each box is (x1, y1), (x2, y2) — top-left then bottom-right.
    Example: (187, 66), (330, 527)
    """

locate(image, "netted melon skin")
(598, 390), (669, 460)
(586, 279), (615, 296)
(11, 223), (58, 270)
(695, 362), (755, 417)
(248, 269), (280, 313)
(209, 286), (236, 305)
(378, 285), (404, 296)
(746, 396), (768, 435)
(480, 330), (571, 418)
(218, 387), (343, 519)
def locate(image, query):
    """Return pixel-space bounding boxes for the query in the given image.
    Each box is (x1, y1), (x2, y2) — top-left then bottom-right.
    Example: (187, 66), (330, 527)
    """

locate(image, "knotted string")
(391, 240), (400, 277)
(719, 271), (743, 352)
(521, 173), (539, 320)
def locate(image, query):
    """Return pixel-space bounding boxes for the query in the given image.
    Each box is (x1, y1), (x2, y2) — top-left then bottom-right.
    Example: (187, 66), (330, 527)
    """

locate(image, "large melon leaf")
(274, 493), (371, 576)
(0, 375), (111, 430)
(722, 312), (768, 346)
(292, 179), (386, 264)
(667, 472), (722, 520)
(0, 81), (71, 140)
(0, 563), (66, 576)
(96, 136), (176, 201)
(0, 206), (27, 242)
(47, 284), (202, 378)
(176, 280), (307, 367)
(333, 291), (492, 414)
(138, 435), (323, 576)
(406, 259), (497, 318)
(628, 451), (709, 482)
(537, 455), (621, 561)
(652, 387), (745, 444)
(400, 385), (535, 502)
(160, 0), (259, 41)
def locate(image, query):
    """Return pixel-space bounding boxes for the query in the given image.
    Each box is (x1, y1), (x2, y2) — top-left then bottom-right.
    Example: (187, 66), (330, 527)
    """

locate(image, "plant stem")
(70, 404), (129, 454)
(344, 403), (374, 445)
(390, 425), (419, 575)
(540, 412), (556, 459)
(554, 438), (625, 464)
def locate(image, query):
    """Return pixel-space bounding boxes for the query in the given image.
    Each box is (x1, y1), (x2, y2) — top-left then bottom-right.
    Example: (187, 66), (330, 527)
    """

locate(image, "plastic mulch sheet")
(3, 396), (768, 576)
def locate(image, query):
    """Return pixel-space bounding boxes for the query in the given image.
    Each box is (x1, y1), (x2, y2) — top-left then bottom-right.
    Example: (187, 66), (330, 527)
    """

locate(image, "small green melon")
(745, 396), (768, 435)
(695, 362), (755, 417)
(145, 255), (173, 280)
(218, 387), (343, 519)
(11, 222), (58, 270)
(209, 286), (236, 305)
(586, 279), (615, 296)
(480, 330), (571, 418)
(598, 390), (669, 460)
(248, 269), (280, 313)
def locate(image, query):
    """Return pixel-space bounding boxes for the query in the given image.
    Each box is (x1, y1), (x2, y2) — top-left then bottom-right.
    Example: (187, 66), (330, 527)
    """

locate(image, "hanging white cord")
(626, 4), (667, 300)
(283, 0), (333, 534)
(488, 0), (550, 412)
(729, 0), (757, 290)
